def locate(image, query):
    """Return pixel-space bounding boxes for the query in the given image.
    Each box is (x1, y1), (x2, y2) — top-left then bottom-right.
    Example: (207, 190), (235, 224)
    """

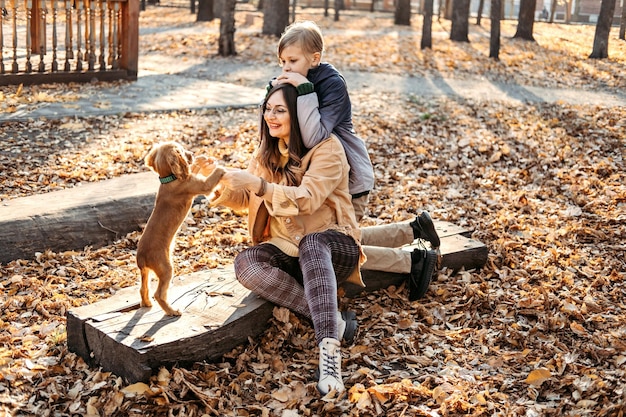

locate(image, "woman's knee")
(300, 232), (328, 253)
(234, 248), (257, 287)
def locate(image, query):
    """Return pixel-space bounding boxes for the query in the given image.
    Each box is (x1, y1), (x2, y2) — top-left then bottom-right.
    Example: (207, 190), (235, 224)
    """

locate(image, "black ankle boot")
(410, 211), (440, 249)
(408, 249), (437, 301)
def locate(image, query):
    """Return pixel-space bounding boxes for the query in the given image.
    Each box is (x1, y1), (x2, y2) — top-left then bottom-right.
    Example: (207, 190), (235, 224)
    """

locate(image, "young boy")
(271, 22), (439, 301)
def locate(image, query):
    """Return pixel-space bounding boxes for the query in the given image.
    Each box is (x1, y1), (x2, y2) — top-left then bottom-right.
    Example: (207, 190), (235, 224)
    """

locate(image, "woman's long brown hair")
(257, 84), (308, 186)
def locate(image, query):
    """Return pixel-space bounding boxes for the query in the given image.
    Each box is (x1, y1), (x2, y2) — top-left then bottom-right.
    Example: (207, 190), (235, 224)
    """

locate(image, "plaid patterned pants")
(234, 230), (360, 344)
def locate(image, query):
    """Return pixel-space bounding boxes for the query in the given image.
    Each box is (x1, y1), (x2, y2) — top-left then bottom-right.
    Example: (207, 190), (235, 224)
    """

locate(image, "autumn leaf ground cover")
(1, 5), (625, 417)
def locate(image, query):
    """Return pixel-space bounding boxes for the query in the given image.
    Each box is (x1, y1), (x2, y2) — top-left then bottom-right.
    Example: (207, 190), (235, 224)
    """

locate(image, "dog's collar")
(159, 174), (177, 184)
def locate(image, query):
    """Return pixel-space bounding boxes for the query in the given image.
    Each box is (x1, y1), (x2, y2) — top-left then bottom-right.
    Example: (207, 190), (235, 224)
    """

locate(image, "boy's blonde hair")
(277, 20), (325, 59)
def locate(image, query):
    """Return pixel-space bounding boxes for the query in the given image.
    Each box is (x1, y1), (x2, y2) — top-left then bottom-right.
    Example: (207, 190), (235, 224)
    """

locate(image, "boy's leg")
(362, 246), (438, 301)
(361, 245), (412, 274)
(361, 212), (440, 249)
(361, 222), (414, 248)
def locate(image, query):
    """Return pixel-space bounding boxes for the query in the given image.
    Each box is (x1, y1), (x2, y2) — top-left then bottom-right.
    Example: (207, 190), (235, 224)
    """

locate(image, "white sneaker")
(317, 338), (344, 395)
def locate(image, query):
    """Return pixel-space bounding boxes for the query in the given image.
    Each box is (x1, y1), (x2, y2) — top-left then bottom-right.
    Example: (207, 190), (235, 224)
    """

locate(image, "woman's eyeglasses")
(264, 105), (288, 117)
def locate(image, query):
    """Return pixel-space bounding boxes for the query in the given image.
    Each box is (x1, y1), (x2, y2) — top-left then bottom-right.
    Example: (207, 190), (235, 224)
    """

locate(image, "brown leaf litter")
(1, 6), (625, 417)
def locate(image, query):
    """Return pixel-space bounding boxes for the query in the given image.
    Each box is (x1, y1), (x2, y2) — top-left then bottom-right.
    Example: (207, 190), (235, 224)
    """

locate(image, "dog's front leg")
(202, 166), (226, 192)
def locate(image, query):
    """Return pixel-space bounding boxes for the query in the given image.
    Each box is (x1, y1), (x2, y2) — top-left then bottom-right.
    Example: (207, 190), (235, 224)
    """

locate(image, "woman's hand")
(221, 169), (260, 192)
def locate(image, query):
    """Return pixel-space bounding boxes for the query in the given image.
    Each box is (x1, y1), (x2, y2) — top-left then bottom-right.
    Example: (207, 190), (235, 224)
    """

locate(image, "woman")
(212, 83), (364, 395)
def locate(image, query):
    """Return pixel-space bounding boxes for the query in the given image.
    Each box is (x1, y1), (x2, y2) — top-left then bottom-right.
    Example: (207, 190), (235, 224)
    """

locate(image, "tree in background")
(421, 0), (434, 49)
(490, 0), (502, 59)
(450, 0), (471, 42)
(552, 0), (571, 23)
(514, 0), (537, 41)
(589, 0), (617, 58)
(218, 0), (237, 56)
(619, 2), (626, 40)
(443, 0), (453, 20)
(262, 0), (290, 36)
(572, 0), (581, 21)
(395, 0), (411, 25)
(197, 0), (214, 21)
(334, 0), (342, 21)
(476, 0), (485, 26)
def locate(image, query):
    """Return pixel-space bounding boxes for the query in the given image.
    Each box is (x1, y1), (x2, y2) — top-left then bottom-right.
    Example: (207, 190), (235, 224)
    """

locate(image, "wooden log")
(66, 267), (274, 383)
(0, 172), (157, 264)
(67, 224), (488, 384)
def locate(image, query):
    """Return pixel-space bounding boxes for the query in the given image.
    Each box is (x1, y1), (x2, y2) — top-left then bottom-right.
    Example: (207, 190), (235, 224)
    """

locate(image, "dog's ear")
(144, 144), (160, 173)
(168, 145), (192, 181)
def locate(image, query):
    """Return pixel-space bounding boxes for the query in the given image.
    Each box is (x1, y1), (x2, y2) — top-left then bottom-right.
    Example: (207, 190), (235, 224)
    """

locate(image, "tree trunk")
(589, 0), (617, 59)
(476, 0), (484, 25)
(513, 0), (536, 41)
(421, 0), (434, 49)
(549, 0), (557, 23)
(218, 0), (237, 56)
(450, 0), (471, 42)
(619, 2), (626, 40)
(489, 0), (502, 59)
(395, 0), (411, 25)
(334, 0), (342, 21)
(572, 0), (580, 21)
(197, 0), (214, 21)
(443, 0), (453, 20)
(262, 0), (290, 36)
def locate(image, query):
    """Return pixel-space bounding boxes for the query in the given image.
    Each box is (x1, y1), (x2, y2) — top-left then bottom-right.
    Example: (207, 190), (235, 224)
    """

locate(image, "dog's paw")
(192, 156), (218, 176)
(165, 308), (182, 316)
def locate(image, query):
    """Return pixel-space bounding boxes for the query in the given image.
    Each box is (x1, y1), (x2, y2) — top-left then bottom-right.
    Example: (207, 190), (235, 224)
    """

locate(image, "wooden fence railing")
(0, 0), (138, 86)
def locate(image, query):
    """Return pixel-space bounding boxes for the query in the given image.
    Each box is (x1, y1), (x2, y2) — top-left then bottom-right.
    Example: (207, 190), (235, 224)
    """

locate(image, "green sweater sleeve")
(297, 82), (315, 96)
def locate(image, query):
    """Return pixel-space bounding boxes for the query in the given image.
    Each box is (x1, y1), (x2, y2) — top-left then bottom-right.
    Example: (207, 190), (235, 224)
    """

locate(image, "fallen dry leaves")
(1, 5), (625, 417)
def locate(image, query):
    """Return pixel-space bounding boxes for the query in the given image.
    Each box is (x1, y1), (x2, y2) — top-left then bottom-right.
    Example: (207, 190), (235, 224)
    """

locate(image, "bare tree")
(218, 0), (237, 56)
(450, 0), (471, 42)
(513, 0), (536, 41)
(395, 0), (411, 25)
(476, 0), (485, 26)
(490, 0), (502, 59)
(589, 0), (617, 59)
(572, 0), (581, 21)
(197, 0), (215, 21)
(619, 3), (626, 40)
(549, 0), (557, 23)
(262, 0), (290, 36)
(421, 0), (434, 49)
(334, 0), (342, 21)
(443, 0), (453, 20)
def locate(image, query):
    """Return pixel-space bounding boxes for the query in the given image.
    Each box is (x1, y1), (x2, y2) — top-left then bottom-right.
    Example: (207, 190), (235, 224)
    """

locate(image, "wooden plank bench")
(66, 267), (274, 384)
(67, 221), (487, 383)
